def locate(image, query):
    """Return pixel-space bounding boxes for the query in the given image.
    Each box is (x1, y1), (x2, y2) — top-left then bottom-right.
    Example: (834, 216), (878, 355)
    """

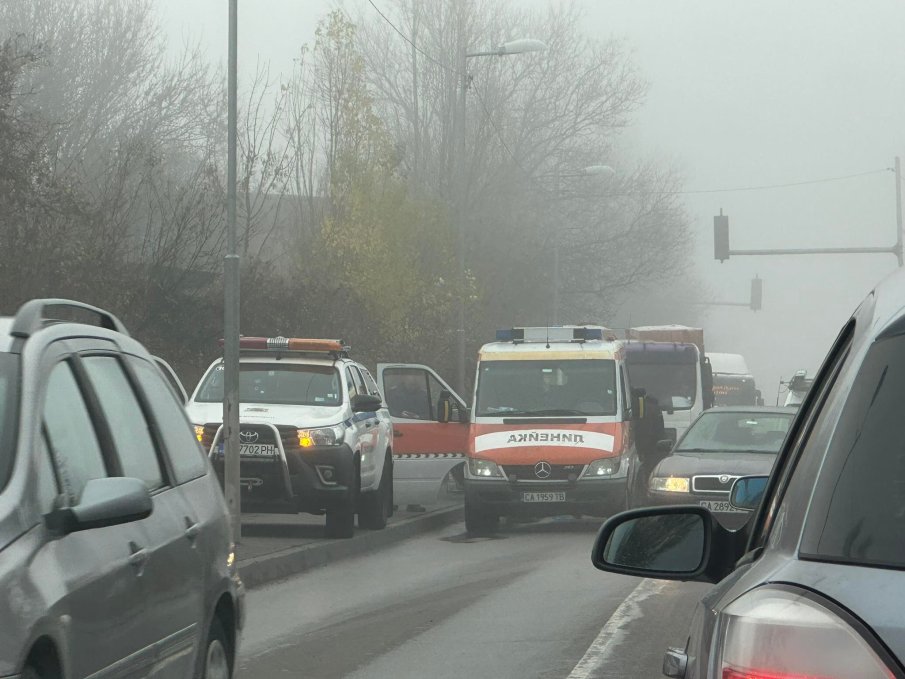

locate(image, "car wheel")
(326, 471), (358, 539)
(465, 499), (498, 536)
(201, 616), (233, 679)
(359, 455), (391, 530)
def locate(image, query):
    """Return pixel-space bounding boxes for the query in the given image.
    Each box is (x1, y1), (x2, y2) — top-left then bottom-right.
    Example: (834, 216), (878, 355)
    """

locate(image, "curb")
(237, 503), (464, 589)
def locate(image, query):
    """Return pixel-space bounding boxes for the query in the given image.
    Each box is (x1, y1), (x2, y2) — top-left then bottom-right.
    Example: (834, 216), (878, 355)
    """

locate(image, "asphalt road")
(237, 517), (709, 678)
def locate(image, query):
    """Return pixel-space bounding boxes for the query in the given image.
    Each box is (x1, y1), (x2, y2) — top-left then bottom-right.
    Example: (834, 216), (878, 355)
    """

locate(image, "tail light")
(719, 587), (895, 679)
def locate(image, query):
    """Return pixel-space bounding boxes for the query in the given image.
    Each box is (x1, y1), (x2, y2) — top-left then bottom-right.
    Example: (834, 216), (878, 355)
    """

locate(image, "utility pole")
(552, 173), (561, 325)
(455, 35), (468, 398)
(224, 0), (241, 543)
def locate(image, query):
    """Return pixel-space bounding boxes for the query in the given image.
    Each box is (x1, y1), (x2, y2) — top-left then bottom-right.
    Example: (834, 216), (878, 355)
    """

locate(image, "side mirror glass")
(597, 511), (706, 575)
(46, 477), (152, 534)
(351, 393), (382, 413)
(730, 475), (769, 511)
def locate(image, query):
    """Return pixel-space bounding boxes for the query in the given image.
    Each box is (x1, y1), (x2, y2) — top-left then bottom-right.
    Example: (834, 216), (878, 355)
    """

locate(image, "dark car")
(592, 272), (905, 678)
(0, 299), (243, 679)
(642, 407), (793, 528)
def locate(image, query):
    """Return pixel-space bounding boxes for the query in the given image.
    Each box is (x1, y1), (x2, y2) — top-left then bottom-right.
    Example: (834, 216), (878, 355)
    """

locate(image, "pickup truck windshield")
(475, 359), (617, 417)
(0, 354), (19, 493)
(195, 363), (342, 406)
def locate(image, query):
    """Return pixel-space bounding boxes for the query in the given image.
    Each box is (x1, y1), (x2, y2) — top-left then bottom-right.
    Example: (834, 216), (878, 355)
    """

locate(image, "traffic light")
(714, 213), (729, 262)
(750, 276), (763, 311)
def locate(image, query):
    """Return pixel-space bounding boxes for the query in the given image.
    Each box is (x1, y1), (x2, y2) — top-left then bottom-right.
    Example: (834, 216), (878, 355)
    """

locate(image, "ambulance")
(461, 326), (644, 534)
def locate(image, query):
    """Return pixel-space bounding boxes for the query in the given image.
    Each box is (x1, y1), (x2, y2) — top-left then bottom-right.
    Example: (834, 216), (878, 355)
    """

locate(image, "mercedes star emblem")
(719, 474), (730, 484)
(239, 429), (259, 444)
(534, 461), (552, 479)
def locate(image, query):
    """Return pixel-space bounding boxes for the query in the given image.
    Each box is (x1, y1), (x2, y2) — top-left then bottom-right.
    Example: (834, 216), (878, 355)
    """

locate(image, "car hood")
(652, 451), (777, 478)
(186, 401), (347, 428)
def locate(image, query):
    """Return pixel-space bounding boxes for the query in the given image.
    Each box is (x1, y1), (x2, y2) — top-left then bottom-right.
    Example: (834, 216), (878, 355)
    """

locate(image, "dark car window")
(43, 361), (108, 504)
(196, 363), (341, 406)
(803, 334), (905, 568)
(676, 411), (793, 453)
(0, 353), (19, 493)
(384, 368), (431, 419)
(130, 356), (208, 485)
(82, 356), (164, 490)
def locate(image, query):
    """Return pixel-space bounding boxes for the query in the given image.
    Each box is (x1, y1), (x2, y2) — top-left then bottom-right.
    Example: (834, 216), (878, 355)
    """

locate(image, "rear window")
(195, 363), (342, 406)
(0, 354), (19, 492)
(803, 334), (905, 568)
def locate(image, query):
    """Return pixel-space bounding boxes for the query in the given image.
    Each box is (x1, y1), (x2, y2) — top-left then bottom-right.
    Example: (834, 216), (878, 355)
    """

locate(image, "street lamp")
(550, 164), (615, 324)
(455, 38), (547, 396)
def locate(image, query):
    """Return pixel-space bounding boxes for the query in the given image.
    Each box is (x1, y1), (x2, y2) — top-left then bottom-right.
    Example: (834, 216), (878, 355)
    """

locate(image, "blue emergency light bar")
(495, 326), (605, 343)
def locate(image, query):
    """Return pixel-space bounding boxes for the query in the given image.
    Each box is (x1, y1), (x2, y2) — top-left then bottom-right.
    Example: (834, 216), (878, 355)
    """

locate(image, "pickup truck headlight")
(649, 476), (690, 493)
(298, 424), (345, 448)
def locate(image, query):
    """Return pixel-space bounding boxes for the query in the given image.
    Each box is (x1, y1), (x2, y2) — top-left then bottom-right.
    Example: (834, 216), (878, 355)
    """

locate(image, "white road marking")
(566, 578), (669, 679)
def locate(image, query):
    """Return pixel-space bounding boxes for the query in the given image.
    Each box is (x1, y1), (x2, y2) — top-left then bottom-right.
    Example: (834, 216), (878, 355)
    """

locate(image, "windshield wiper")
(503, 409), (587, 417)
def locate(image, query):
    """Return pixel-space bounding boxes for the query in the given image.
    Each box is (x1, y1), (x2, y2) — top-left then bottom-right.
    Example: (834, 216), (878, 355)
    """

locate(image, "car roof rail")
(10, 298), (129, 339)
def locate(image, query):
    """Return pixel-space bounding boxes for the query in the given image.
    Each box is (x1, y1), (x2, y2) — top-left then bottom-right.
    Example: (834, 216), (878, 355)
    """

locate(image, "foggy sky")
(155, 0), (905, 400)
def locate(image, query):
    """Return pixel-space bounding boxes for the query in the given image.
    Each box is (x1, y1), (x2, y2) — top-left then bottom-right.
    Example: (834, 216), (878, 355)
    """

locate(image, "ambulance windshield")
(474, 359), (617, 417)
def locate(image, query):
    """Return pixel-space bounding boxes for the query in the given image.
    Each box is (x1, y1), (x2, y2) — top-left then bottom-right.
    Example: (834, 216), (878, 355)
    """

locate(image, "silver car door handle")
(128, 543), (149, 569)
(184, 520), (201, 541)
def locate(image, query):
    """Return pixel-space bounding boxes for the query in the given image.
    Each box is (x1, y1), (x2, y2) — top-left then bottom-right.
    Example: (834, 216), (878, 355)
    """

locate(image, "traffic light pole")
(715, 158), (904, 267)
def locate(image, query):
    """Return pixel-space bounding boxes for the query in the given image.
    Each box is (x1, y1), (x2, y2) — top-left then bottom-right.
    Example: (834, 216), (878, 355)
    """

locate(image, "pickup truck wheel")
(359, 455), (391, 530)
(326, 473), (358, 539)
(465, 500), (498, 536)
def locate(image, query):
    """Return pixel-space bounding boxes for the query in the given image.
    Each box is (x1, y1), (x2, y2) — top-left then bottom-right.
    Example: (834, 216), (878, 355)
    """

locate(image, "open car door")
(377, 363), (469, 507)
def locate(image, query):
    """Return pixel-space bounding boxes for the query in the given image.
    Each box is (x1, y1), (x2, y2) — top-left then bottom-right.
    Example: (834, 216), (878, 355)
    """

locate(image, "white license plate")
(240, 443), (276, 457)
(699, 500), (746, 513)
(522, 492), (566, 503)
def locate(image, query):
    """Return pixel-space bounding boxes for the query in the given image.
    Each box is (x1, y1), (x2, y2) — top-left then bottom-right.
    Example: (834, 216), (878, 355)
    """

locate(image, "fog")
(155, 0), (905, 398)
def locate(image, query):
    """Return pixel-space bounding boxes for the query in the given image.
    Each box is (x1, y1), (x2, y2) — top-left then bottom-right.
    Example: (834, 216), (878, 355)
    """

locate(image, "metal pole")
(552, 174), (561, 325)
(455, 47), (467, 397)
(729, 246), (897, 257)
(895, 156), (903, 267)
(224, 0), (241, 543)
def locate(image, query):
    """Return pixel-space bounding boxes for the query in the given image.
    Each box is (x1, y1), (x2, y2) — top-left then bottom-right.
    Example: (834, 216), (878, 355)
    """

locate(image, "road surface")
(238, 517), (709, 678)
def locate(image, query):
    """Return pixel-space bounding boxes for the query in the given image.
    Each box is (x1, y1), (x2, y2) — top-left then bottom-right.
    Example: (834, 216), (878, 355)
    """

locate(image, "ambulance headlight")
(582, 458), (620, 478)
(467, 457), (504, 478)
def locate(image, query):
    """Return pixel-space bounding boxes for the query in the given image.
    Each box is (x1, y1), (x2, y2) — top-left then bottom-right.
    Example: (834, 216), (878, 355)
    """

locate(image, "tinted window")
(384, 368), (431, 419)
(130, 357), (208, 484)
(196, 363), (341, 406)
(0, 354), (19, 492)
(83, 356), (164, 490)
(361, 368), (381, 397)
(677, 411), (793, 453)
(475, 359), (617, 417)
(626, 360), (698, 411)
(43, 362), (108, 503)
(805, 335), (905, 568)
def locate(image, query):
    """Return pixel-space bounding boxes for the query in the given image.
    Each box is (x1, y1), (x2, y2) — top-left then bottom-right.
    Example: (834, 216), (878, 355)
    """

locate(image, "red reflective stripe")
(722, 666), (836, 679)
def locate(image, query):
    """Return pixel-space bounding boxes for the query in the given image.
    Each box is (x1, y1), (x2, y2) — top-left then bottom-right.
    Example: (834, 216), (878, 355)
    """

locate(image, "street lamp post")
(549, 164), (615, 325)
(454, 38), (547, 396)
(224, 0), (241, 543)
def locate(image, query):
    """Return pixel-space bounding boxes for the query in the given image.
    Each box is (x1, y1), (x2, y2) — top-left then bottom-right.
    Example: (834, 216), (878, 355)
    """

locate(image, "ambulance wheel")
(465, 500), (498, 536)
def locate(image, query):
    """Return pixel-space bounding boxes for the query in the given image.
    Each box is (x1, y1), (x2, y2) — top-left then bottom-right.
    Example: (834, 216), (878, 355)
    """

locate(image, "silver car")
(0, 299), (243, 679)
